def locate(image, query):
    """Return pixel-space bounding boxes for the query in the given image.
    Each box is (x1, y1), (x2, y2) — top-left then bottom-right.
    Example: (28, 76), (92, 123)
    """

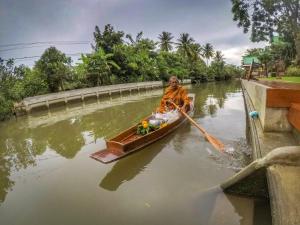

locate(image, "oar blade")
(205, 134), (225, 152)
(170, 100), (226, 152)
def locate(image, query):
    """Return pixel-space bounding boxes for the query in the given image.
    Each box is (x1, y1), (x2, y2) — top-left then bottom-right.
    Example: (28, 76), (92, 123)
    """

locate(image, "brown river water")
(0, 80), (271, 225)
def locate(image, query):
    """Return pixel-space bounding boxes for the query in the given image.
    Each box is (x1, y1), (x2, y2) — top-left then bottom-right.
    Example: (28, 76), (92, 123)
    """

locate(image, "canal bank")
(18, 81), (164, 113)
(223, 79), (300, 225)
(16, 79), (192, 114)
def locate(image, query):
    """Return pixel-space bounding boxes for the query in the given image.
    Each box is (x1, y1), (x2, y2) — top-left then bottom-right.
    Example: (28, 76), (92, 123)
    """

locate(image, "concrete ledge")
(20, 81), (163, 112)
(240, 79), (300, 225)
(241, 79), (292, 132)
(242, 81), (298, 160)
(181, 79), (191, 84)
(221, 146), (300, 192)
(267, 165), (300, 225)
(242, 82), (263, 159)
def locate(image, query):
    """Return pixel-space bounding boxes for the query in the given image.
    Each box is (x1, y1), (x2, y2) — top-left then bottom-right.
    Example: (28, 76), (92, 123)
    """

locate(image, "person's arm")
(180, 88), (190, 112)
(157, 90), (169, 113)
(158, 98), (166, 113)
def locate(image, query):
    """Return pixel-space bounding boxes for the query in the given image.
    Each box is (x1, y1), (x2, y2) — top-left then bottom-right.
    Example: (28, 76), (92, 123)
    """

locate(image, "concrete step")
(267, 165), (300, 225)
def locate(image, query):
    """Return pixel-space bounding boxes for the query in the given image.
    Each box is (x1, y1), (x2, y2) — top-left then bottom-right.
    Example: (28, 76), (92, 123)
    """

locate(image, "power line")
(0, 41), (90, 48)
(2, 53), (88, 61)
(0, 42), (91, 52)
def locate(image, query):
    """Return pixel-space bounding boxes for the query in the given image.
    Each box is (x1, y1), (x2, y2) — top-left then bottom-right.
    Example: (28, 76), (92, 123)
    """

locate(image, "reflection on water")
(194, 188), (271, 225)
(0, 80), (271, 225)
(100, 145), (163, 191)
(100, 134), (175, 191)
(26, 89), (163, 128)
(0, 92), (161, 204)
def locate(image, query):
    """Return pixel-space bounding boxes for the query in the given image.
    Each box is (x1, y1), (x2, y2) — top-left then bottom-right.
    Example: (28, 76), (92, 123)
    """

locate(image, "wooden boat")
(90, 94), (195, 163)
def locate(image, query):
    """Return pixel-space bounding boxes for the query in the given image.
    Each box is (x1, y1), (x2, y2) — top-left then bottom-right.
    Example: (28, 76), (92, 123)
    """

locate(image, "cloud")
(0, 0), (267, 66)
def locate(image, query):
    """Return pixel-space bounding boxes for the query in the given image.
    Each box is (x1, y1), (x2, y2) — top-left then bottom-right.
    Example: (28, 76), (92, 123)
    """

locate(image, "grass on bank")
(259, 76), (300, 83)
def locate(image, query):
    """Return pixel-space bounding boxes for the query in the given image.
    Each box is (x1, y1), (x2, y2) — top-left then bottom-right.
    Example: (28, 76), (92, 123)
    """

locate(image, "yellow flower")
(160, 123), (167, 128)
(142, 120), (148, 129)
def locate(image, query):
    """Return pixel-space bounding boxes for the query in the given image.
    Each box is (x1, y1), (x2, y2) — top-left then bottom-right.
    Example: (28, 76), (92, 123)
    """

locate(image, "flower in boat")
(137, 120), (159, 135)
(160, 123), (168, 128)
(142, 120), (149, 129)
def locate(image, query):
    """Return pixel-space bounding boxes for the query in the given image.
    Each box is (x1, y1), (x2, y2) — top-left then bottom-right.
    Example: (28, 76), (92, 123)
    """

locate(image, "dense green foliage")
(286, 66), (300, 77)
(231, 0), (300, 65)
(243, 38), (300, 77)
(234, 0), (300, 78)
(0, 24), (244, 120)
(35, 47), (72, 92)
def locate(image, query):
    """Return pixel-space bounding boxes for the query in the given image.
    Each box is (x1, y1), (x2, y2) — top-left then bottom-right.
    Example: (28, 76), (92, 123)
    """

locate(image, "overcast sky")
(0, 0), (266, 66)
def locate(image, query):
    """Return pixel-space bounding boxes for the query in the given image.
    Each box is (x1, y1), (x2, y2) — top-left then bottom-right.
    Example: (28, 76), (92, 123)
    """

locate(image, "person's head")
(169, 76), (179, 89)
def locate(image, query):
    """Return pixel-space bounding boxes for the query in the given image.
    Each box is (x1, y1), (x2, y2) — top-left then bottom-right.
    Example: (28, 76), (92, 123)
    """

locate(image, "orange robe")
(158, 85), (190, 113)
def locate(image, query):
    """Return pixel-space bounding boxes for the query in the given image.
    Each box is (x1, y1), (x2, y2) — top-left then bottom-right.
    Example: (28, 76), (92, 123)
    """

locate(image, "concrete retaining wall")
(21, 81), (163, 112)
(236, 80), (300, 225)
(241, 80), (292, 132)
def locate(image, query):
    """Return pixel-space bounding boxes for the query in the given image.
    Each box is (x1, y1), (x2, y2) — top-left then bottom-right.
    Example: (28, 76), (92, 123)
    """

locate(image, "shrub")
(0, 94), (13, 121)
(22, 69), (48, 97)
(286, 66), (300, 77)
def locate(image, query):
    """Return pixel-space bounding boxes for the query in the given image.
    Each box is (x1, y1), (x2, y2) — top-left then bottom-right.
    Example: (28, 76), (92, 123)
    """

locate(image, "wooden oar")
(169, 101), (225, 152)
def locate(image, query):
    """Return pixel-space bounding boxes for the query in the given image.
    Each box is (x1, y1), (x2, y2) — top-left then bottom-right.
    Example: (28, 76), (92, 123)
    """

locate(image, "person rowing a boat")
(157, 76), (190, 113)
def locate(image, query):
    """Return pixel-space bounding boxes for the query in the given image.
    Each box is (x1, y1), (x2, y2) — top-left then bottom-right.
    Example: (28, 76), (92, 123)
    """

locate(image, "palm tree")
(189, 43), (203, 61)
(126, 31), (143, 45)
(158, 31), (174, 52)
(214, 51), (225, 63)
(176, 33), (195, 58)
(257, 48), (272, 77)
(203, 43), (214, 66)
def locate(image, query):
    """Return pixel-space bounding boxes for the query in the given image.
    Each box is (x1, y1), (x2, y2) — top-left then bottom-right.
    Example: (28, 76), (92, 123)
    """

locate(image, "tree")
(189, 43), (203, 62)
(0, 58), (14, 120)
(135, 38), (157, 52)
(215, 51), (225, 63)
(126, 32), (156, 51)
(296, 34), (300, 64)
(176, 33), (195, 58)
(224, 64), (244, 79)
(35, 47), (71, 92)
(80, 48), (120, 86)
(188, 60), (207, 82)
(246, 47), (273, 77)
(257, 47), (272, 77)
(270, 40), (294, 66)
(203, 43), (214, 66)
(0, 93), (13, 120)
(158, 31), (174, 52)
(21, 69), (48, 97)
(0, 58), (14, 83)
(126, 31), (143, 45)
(111, 44), (133, 82)
(92, 24), (124, 53)
(231, 0), (300, 64)
(211, 51), (225, 80)
(0, 59), (32, 101)
(156, 51), (189, 81)
(0, 59), (38, 119)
